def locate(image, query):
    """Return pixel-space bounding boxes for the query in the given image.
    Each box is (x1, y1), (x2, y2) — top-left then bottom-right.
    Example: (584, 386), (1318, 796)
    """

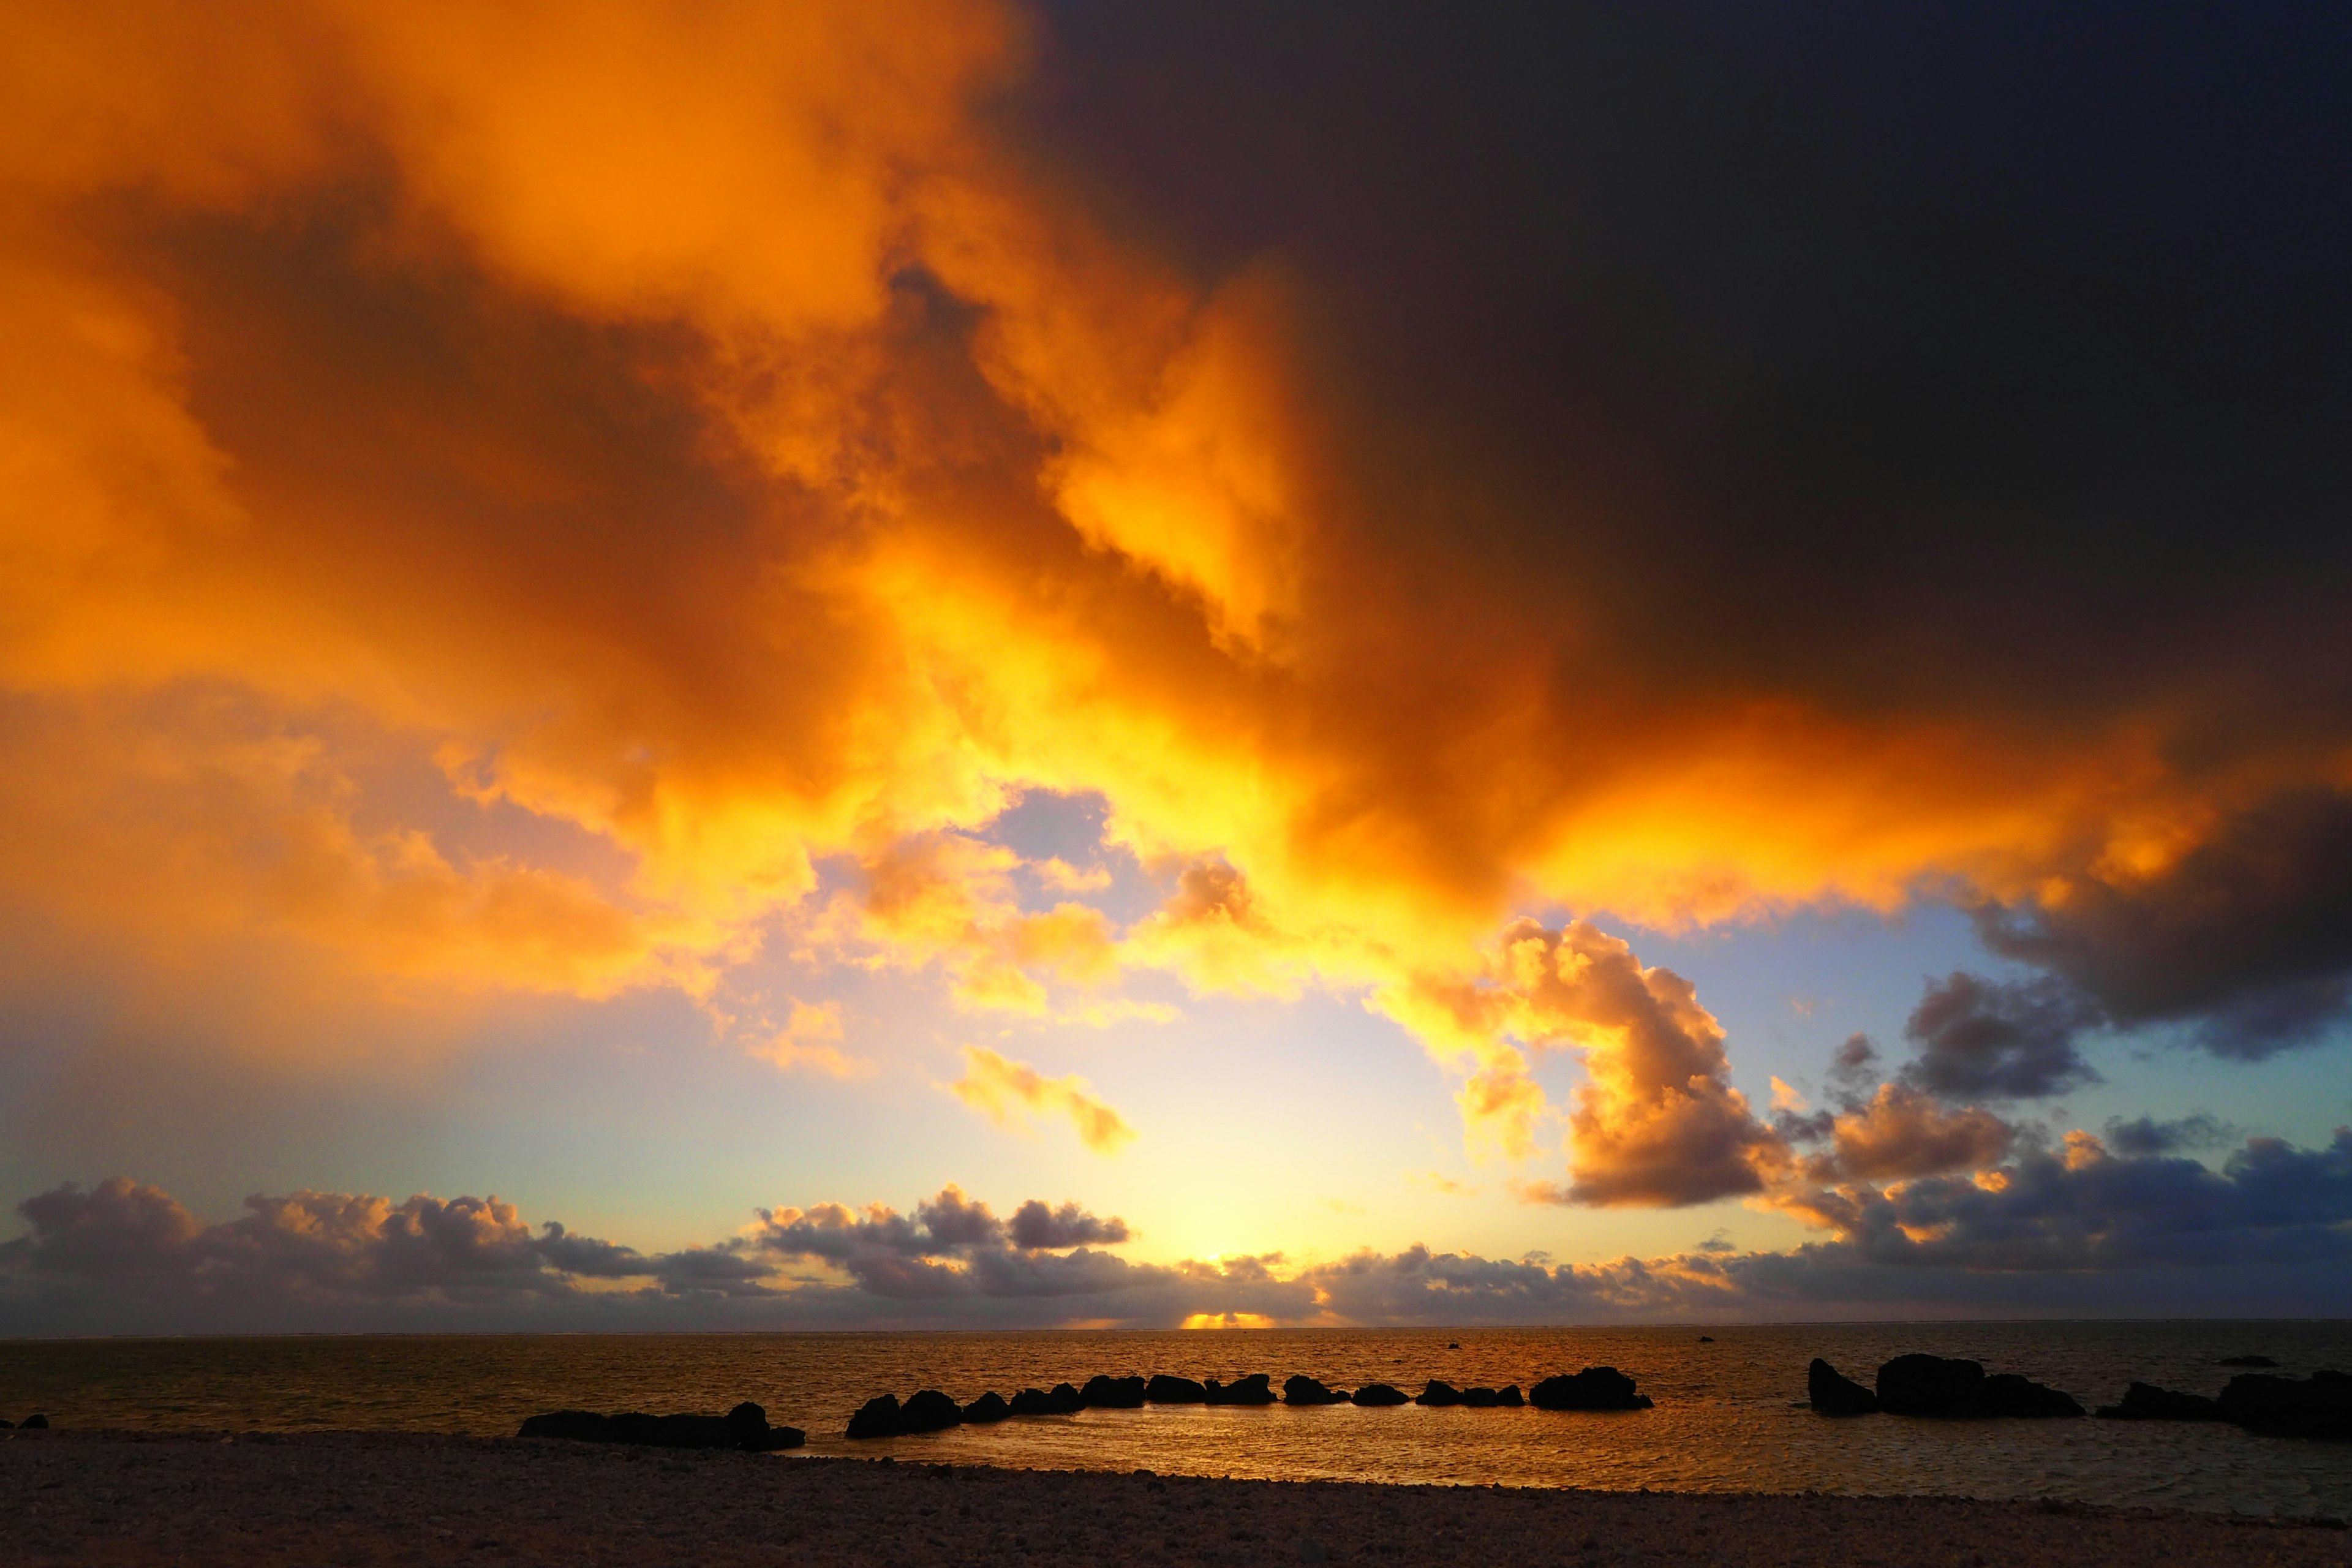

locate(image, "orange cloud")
(748, 1000), (873, 1080)
(949, 1044), (1135, 1154)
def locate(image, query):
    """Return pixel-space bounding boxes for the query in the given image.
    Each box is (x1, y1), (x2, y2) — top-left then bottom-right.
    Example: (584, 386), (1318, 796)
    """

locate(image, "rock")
(1875, 1354), (1987, 1417)
(1204, 1374), (1277, 1406)
(2217, 1371), (2352, 1440)
(1081, 1374), (1147, 1409)
(518, 1404), (801, 1450)
(1007, 1388), (1057, 1416)
(1351, 1382), (1409, 1406)
(1282, 1376), (1348, 1406)
(2220, 1354), (2279, 1368)
(1458, 1387), (1502, 1408)
(21, 1414), (48, 1430)
(1980, 1373), (2084, 1418)
(0, 1419), (11, 1430)
(1698, 1335), (1714, 1343)
(963, 1392), (1011, 1423)
(1529, 1368), (1653, 1411)
(899, 1390), (965, 1433)
(846, 1394), (905, 1439)
(1494, 1384), (1525, 1408)
(1146, 1374), (1208, 1404)
(1874, 1355), (2079, 1418)
(1416, 1381), (1464, 1407)
(1807, 1358), (1879, 1417)
(2094, 1382), (2222, 1422)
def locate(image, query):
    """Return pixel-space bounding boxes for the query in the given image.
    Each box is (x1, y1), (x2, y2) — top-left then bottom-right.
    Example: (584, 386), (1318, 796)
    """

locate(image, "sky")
(2, 1), (2350, 1333)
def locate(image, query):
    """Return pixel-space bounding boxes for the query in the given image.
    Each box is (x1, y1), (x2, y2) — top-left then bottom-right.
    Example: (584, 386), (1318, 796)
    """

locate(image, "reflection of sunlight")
(1180, 1311), (1278, 1330)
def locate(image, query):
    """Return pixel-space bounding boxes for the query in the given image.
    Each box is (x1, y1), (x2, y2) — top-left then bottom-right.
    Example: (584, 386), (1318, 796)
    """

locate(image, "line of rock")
(1807, 1354), (2351, 1439)
(517, 1401), (805, 1450)
(845, 1367), (1653, 1438)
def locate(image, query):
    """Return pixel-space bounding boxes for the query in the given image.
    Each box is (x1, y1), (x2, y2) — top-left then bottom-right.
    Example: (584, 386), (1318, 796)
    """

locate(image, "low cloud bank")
(7, 1132), (2349, 1334)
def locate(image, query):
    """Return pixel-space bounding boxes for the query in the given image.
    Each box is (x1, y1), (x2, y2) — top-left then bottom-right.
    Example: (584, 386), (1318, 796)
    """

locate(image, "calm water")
(3, 1322), (2347, 1516)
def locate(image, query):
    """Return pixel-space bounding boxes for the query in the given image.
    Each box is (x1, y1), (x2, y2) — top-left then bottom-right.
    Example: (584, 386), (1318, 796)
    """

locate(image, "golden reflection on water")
(4, 1323), (2347, 1516)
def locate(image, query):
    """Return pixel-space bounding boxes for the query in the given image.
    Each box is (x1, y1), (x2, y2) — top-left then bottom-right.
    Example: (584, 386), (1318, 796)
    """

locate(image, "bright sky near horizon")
(2, 1), (2350, 1332)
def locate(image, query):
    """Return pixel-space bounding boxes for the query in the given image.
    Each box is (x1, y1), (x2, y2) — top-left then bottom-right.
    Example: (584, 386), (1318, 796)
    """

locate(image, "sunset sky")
(4, 1), (2350, 1332)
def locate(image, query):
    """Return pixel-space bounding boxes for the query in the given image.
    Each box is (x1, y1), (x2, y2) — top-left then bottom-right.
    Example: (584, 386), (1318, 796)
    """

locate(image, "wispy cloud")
(949, 1045), (1136, 1153)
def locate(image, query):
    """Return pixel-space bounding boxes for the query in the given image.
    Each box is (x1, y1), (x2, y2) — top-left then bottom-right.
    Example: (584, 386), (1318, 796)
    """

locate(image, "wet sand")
(5, 1427), (2346, 1567)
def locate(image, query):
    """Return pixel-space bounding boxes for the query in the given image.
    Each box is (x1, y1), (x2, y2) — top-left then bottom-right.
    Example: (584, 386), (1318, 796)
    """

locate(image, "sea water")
(2, 1321), (2346, 1516)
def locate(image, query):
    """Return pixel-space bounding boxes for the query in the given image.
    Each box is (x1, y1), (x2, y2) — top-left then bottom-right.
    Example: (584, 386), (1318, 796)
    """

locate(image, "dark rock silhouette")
(0, 1418), (11, 1430)
(1204, 1374), (1277, 1406)
(1351, 1382), (1409, 1406)
(1007, 1386), (1079, 1417)
(2217, 1370), (2352, 1439)
(846, 1394), (905, 1439)
(1081, 1374), (1147, 1408)
(1699, 1335), (1715, 1343)
(1530, 1368), (1652, 1411)
(1981, 1373), (2084, 1418)
(1808, 1358), (1879, 1416)
(1145, 1374), (1207, 1404)
(20, 1414), (47, 1430)
(1282, 1376), (1348, 1406)
(899, 1389), (964, 1433)
(2220, 1354), (2279, 1368)
(1495, 1384), (1525, 1408)
(2094, 1382), (2222, 1422)
(520, 1401), (802, 1450)
(1874, 1355), (2079, 1418)
(963, 1391), (1011, 1423)
(1416, 1380), (1464, 1407)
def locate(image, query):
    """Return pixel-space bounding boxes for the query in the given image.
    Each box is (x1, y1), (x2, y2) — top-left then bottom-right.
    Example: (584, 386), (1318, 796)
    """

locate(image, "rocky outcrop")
(520, 1401), (802, 1450)
(1529, 1368), (1653, 1411)
(1874, 1355), (2079, 1418)
(1146, 1374), (1208, 1404)
(846, 1394), (905, 1439)
(1350, 1382), (1409, 1406)
(1459, 1386), (1519, 1408)
(1204, 1374), (1277, 1406)
(1416, 1381), (1464, 1407)
(2217, 1370), (2352, 1439)
(1282, 1376), (1348, 1406)
(1808, 1359), (1878, 1416)
(2219, 1355), (2278, 1368)
(2094, 1382), (2222, 1421)
(962, 1391), (1011, 1423)
(1081, 1374), (1147, 1409)
(1008, 1383), (1086, 1415)
(18, 1414), (46, 1430)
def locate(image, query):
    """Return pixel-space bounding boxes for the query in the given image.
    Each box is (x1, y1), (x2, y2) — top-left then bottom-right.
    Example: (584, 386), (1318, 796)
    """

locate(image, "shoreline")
(7, 1428), (2349, 1567)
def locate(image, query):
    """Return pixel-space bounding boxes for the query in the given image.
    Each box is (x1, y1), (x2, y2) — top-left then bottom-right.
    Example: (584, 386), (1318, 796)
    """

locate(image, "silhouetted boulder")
(1003, 1381), (1085, 1415)
(963, 1392), (1011, 1423)
(2095, 1382), (2222, 1422)
(1981, 1373), (2083, 1418)
(0, 1419), (11, 1430)
(1146, 1374), (1208, 1404)
(1876, 1354), (1987, 1417)
(1530, 1368), (1653, 1411)
(20, 1414), (47, 1430)
(1204, 1373), (1276, 1406)
(846, 1394), (905, 1439)
(1416, 1380), (1464, 1407)
(1494, 1384), (1525, 1407)
(899, 1390), (965, 1433)
(1698, 1335), (1714, 1343)
(2218, 1371), (2352, 1440)
(1459, 1387), (1505, 1408)
(1351, 1382), (1409, 1406)
(1808, 1358), (1879, 1417)
(1082, 1374), (1147, 1408)
(519, 1403), (802, 1450)
(2220, 1355), (2278, 1368)
(1283, 1376), (1348, 1406)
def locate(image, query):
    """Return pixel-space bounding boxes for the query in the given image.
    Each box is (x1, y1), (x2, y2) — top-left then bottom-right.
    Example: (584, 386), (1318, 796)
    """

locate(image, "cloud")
(949, 1044), (1136, 1153)
(1809, 1082), (2016, 1183)
(1899, 971), (2103, 1101)
(2102, 1112), (2236, 1158)
(1389, 920), (1778, 1206)
(747, 998), (873, 1078)
(1977, 790), (2352, 1058)
(1008, 1198), (1131, 1250)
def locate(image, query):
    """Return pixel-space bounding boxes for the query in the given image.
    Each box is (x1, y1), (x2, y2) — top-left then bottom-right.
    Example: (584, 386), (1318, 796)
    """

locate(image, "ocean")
(4, 1322), (2346, 1517)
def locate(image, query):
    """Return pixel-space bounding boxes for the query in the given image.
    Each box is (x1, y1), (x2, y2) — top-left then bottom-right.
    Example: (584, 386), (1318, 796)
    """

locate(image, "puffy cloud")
(1389, 920), (1777, 1206)
(1008, 1198), (1130, 1250)
(1978, 790), (2352, 1058)
(747, 999), (873, 1079)
(1899, 971), (2103, 1101)
(949, 1045), (1136, 1153)
(2102, 1112), (2235, 1158)
(1809, 1083), (2016, 1183)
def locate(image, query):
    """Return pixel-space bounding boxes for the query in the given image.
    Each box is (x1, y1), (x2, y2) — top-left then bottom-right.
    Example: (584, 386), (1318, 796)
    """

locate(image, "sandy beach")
(5, 1428), (2346, 1567)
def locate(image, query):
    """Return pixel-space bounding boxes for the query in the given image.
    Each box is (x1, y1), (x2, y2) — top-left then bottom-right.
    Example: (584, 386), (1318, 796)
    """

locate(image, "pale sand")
(6, 1428), (2348, 1567)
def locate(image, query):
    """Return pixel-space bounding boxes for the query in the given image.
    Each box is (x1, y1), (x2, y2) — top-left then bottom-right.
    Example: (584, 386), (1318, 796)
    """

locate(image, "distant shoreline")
(7, 1428), (2348, 1567)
